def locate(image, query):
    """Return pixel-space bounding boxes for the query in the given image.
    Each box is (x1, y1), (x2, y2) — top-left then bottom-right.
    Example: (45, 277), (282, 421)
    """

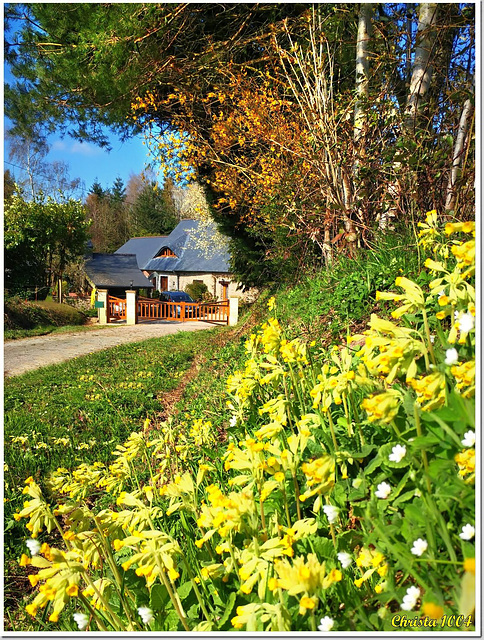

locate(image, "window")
(156, 247), (177, 258)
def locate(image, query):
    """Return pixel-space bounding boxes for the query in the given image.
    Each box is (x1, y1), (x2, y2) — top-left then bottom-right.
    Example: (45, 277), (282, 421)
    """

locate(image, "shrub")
(185, 281), (209, 301)
(4, 297), (87, 330)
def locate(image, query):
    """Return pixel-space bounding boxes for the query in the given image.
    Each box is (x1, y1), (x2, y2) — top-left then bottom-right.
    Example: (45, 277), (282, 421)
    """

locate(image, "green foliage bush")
(277, 228), (426, 340)
(185, 281), (209, 301)
(4, 297), (86, 330)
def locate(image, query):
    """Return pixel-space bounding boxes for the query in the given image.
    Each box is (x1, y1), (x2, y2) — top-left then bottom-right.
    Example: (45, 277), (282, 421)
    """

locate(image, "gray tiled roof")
(116, 220), (231, 274)
(115, 236), (168, 269)
(85, 253), (154, 289)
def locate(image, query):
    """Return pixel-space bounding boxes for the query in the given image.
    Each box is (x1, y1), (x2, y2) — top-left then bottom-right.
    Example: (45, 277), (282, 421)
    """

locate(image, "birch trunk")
(445, 95), (474, 213)
(382, 3), (438, 228)
(354, 3), (373, 146)
(404, 3), (439, 133)
(354, 3), (373, 227)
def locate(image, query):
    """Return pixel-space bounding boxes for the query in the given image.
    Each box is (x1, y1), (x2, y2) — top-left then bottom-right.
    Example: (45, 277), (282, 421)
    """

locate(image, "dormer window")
(156, 247), (177, 258)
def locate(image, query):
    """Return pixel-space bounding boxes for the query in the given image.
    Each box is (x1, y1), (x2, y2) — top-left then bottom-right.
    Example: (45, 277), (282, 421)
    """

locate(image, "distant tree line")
(86, 174), (178, 254)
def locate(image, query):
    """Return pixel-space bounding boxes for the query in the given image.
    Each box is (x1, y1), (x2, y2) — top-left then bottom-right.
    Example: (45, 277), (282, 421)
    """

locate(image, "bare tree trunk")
(445, 94), (474, 213)
(382, 3), (438, 228)
(354, 3), (373, 227)
(404, 3), (439, 133)
(354, 3), (372, 146)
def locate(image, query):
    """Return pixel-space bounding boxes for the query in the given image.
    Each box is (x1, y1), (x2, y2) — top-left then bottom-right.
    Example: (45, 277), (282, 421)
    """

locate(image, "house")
(84, 253), (154, 297)
(115, 219), (241, 300)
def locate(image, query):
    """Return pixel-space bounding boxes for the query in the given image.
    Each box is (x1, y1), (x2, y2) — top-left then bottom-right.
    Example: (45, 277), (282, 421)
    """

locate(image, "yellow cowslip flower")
(279, 338), (308, 365)
(274, 553), (337, 599)
(410, 372), (446, 411)
(28, 574), (40, 587)
(361, 390), (400, 424)
(259, 318), (282, 354)
(422, 602), (444, 619)
(66, 584), (79, 597)
(19, 554), (31, 567)
(376, 277), (425, 318)
(299, 595), (318, 615)
(322, 568), (342, 588)
(455, 449), (475, 482)
(451, 360), (475, 398)
(444, 221), (475, 236)
(267, 296), (276, 311)
(463, 558), (475, 575)
(354, 548), (387, 588)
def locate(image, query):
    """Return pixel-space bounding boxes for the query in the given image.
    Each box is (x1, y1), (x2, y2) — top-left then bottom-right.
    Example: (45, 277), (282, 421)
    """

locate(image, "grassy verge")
(4, 330), (215, 547)
(4, 298), (88, 331)
(4, 323), (106, 341)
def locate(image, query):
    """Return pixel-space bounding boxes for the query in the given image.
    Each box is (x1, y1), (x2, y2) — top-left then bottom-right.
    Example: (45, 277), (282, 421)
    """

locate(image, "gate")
(107, 296), (127, 322)
(105, 296), (229, 325)
(137, 297), (229, 325)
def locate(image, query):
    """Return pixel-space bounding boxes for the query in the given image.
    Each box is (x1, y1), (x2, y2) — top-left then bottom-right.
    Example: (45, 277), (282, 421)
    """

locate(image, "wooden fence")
(106, 295), (229, 325)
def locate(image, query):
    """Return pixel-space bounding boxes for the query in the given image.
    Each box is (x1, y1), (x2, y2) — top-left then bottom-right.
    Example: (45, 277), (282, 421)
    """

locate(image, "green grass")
(4, 329), (221, 554)
(4, 323), (107, 341)
(4, 297), (87, 331)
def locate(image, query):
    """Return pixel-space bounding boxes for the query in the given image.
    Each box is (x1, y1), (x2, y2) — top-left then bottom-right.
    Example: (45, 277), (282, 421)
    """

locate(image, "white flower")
(337, 552), (352, 569)
(459, 524), (475, 541)
(430, 334), (435, 343)
(73, 612), (89, 630)
(414, 489), (422, 498)
(229, 415), (237, 427)
(318, 616), (334, 632)
(401, 586), (420, 611)
(457, 312), (474, 334)
(444, 348), (459, 365)
(461, 431), (475, 447)
(322, 504), (339, 524)
(375, 482), (391, 499)
(411, 538), (428, 556)
(388, 444), (406, 463)
(138, 606), (154, 624)
(26, 538), (41, 556)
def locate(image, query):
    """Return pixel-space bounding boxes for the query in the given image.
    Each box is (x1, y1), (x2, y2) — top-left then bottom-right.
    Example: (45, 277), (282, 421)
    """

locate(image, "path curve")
(3, 321), (214, 378)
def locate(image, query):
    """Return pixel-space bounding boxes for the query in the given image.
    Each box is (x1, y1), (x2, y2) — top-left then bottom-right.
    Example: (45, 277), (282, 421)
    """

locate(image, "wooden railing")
(137, 296), (229, 324)
(107, 296), (127, 321)
(199, 300), (229, 324)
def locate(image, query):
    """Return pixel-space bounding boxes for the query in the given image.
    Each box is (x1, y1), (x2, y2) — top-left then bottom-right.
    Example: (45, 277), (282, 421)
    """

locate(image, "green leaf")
(164, 610), (181, 631)
(150, 583), (170, 612)
(404, 502), (428, 526)
(177, 581), (193, 601)
(364, 453), (382, 475)
(218, 591), (237, 628)
(393, 489), (416, 507)
(186, 603), (200, 621)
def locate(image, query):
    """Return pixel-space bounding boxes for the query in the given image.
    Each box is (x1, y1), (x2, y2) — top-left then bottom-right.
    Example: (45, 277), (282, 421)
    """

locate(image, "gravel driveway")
(3, 321), (213, 378)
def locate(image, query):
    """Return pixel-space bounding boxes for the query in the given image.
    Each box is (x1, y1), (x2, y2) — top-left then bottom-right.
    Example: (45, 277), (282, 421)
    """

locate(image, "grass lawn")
(4, 331), (213, 547)
(4, 323), (108, 341)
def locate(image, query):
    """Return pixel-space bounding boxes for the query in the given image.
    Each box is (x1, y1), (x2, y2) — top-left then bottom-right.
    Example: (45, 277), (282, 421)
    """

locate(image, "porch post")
(97, 289), (108, 325)
(126, 289), (138, 325)
(229, 296), (239, 326)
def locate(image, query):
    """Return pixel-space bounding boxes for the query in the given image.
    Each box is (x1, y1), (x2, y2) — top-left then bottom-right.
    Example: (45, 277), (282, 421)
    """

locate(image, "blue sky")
(4, 123), (156, 200)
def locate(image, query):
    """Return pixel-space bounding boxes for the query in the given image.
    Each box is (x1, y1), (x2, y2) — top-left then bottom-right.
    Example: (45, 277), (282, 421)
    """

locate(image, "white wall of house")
(149, 271), (255, 300)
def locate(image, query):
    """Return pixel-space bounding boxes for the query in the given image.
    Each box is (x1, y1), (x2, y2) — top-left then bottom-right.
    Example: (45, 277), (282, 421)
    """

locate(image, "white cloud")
(70, 141), (104, 157)
(51, 140), (67, 151)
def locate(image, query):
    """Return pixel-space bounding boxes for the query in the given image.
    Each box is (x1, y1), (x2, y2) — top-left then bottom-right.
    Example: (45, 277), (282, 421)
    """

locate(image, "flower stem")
(422, 307), (437, 366)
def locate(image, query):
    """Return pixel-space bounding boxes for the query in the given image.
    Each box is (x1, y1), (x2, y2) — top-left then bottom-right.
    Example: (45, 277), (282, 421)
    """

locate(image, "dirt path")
(3, 321), (214, 378)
